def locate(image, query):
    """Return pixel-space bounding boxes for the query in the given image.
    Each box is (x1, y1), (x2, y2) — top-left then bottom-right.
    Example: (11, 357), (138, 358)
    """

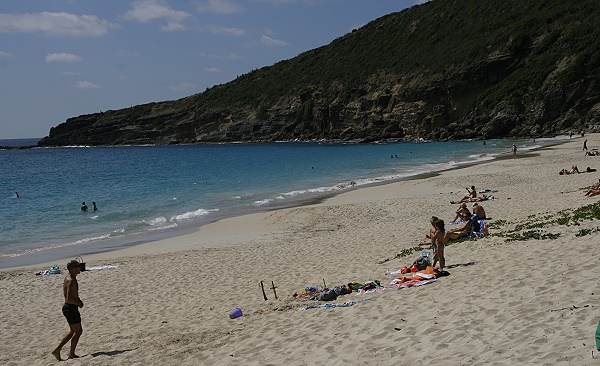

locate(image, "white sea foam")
(253, 199), (274, 206)
(145, 217), (168, 226)
(0, 234), (112, 258)
(170, 208), (217, 221)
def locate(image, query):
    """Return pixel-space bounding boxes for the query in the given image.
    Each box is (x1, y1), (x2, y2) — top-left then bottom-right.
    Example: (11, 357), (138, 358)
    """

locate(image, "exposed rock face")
(38, 0), (600, 147)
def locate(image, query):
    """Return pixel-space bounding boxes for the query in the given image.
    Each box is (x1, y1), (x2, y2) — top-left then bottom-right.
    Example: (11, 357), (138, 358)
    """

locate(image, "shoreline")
(2, 134), (599, 365)
(2, 135), (573, 272)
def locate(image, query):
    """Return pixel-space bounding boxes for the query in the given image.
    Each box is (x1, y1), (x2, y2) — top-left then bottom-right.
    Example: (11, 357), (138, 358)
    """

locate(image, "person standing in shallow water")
(81, 202), (88, 211)
(92, 202), (98, 211)
(52, 260), (84, 361)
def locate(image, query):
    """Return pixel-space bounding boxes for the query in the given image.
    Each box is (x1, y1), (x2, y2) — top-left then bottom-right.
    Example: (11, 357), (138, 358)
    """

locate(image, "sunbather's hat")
(472, 202), (478, 207)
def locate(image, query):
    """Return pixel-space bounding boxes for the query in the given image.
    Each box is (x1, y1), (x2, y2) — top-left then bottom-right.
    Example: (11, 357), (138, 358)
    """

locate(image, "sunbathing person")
(446, 216), (481, 240)
(586, 188), (600, 197)
(450, 185), (477, 204)
(560, 166), (581, 175)
(452, 203), (471, 222)
(472, 202), (486, 219)
(470, 194), (492, 202)
(585, 178), (600, 196)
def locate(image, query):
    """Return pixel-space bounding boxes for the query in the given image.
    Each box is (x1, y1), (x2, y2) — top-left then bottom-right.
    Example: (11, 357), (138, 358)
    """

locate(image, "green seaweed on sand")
(378, 246), (421, 264)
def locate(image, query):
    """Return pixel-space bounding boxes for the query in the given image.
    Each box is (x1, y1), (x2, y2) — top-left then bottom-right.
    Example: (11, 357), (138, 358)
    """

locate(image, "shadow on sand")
(446, 261), (476, 269)
(90, 348), (138, 358)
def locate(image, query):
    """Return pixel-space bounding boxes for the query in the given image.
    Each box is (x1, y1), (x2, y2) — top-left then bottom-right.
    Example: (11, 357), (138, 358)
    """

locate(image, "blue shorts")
(62, 303), (81, 325)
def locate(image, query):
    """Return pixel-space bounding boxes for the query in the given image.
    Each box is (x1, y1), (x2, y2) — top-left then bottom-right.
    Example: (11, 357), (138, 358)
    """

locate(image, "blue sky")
(0, 0), (427, 139)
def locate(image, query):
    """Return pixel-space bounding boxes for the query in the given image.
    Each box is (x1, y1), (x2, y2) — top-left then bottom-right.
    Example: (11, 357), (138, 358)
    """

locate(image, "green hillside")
(39, 0), (600, 146)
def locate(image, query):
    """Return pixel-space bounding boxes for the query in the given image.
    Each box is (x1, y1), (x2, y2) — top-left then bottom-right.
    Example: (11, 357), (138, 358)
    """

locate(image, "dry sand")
(2, 135), (600, 365)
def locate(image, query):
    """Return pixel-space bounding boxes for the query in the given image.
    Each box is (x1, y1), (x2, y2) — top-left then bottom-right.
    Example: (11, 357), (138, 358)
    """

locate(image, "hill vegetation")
(39, 0), (600, 146)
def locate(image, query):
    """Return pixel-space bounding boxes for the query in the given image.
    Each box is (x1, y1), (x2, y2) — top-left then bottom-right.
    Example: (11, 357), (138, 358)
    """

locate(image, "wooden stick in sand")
(260, 281), (268, 301)
(270, 281), (278, 299)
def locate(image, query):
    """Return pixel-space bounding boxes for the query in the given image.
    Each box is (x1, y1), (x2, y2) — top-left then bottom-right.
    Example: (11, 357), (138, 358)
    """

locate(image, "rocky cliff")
(38, 0), (600, 146)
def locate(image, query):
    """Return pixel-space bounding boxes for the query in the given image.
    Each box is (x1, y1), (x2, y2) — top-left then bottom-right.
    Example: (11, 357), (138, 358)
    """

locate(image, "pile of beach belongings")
(293, 280), (381, 301)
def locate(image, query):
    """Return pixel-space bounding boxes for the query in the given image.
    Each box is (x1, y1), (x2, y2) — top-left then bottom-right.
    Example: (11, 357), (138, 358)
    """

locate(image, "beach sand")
(1, 135), (599, 365)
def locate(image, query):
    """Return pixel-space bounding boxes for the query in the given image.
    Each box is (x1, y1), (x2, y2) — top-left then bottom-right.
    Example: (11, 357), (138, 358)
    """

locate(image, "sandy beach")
(2, 135), (599, 365)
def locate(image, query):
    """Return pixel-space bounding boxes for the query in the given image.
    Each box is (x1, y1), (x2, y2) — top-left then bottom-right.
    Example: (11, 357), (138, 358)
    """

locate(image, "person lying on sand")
(454, 185), (477, 203)
(451, 193), (491, 204)
(560, 165), (581, 175)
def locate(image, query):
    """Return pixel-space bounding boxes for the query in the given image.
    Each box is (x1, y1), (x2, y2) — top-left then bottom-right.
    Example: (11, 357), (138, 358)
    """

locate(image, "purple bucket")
(229, 308), (243, 319)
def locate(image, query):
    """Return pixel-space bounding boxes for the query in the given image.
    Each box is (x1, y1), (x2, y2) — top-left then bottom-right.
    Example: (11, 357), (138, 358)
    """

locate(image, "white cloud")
(0, 51), (15, 58)
(74, 81), (103, 89)
(203, 67), (223, 72)
(0, 12), (114, 36)
(168, 82), (196, 91)
(200, 52), (241, 59)
(62, 71), (81, 76)
(260, 35), (288, 47)
(197, 0), (244, 14)
(122, 0), (192, 30)
(45, 53), (84, 63)
(204, 25), (246, 36)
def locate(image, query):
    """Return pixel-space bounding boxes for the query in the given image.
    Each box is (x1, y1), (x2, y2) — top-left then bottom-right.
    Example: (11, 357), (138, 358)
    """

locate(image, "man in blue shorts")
(52, 260), (84, 361)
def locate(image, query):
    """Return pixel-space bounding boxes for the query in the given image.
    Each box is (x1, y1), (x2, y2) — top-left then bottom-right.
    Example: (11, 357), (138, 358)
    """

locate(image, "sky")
(0, 0), (428, 139)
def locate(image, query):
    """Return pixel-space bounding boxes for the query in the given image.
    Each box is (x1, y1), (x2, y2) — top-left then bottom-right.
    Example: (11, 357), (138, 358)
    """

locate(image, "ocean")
(0, 137), (565, 268)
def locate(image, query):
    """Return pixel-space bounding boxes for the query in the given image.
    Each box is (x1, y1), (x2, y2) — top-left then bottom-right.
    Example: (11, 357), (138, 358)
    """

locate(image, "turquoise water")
(0, 138), (563, 267)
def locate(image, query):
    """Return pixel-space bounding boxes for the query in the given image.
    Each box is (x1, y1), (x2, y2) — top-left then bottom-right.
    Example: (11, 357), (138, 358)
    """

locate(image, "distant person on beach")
(450, 186), (477, 204)
(559, 166), (581, 175)
(52, 260), (84, 361)
(15, 191), (19, 198)
(92, 202), (98, 211)
(81, 202), (88, 211)
(512, 144), (517, 158)
(472, 202), (486, 219)
(431, 219), (448, 271)
(584, 139), (588, 151)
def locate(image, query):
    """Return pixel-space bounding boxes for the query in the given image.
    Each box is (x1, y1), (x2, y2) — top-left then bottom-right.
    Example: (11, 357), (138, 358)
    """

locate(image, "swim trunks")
(62, 303), (81, 325)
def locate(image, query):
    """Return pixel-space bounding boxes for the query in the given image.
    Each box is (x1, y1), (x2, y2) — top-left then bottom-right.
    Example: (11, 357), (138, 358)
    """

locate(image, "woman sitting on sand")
(452, 203), (471, 222)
